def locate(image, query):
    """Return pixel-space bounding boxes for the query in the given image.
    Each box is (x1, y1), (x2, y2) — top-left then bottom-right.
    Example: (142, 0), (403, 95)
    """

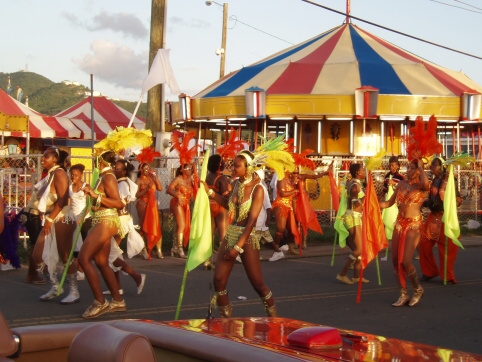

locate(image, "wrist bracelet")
(207, 189), (214, 197)
(233, 245), (244, 254)
(45, 216), (54, 223)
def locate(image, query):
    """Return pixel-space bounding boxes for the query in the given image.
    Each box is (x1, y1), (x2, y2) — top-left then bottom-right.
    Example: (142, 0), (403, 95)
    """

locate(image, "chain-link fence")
(2, 154), (481, 230)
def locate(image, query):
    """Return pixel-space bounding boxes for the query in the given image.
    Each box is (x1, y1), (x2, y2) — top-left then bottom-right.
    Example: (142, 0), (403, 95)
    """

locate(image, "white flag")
(142, 49), (181, 95)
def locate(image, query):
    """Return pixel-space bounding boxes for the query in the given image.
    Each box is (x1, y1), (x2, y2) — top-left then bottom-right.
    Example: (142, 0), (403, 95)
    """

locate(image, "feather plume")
(252, 134), (295, 180)
(402, 115), (442, 161)
(93, 127), (153, 156)
(217, 128), (249, 160)
(291, 148), (316, 170)
(136, 147), (161, 164)
(365, 149), (387, 171)
(171, 131), (200, 165)
(444, 152), (476, 167)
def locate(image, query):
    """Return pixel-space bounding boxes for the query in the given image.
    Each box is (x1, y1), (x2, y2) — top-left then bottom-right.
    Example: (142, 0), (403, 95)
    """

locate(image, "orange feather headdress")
(217, 128), (249, 160)
(402, 115), (443, 161)
(284, 138), (316, 171)
(171, 131), (199, 165)
(136, 147), (161, 164)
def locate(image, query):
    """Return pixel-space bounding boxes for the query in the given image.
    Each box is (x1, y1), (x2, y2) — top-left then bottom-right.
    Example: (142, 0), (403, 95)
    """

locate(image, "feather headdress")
(171, 131), (200, 166)
(444, 152), (476, 167)
(291, 148), (316, 171)
(136, 147), (161, 164)
(364, 149), (387, 171)
(402, 115), (443, 161)
(93, 127), (153, 156)
(217, 128), (249, 160)
(239, 134), (295, 180)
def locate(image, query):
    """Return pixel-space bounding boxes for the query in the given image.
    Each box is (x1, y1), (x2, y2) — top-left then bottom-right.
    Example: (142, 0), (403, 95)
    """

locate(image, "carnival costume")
(418, 153), (473, 284)
(169, 131), (199, 258)
(390, 115), (442, 307)
(211, 134), (295, 318)
(36, 165), (78, 304)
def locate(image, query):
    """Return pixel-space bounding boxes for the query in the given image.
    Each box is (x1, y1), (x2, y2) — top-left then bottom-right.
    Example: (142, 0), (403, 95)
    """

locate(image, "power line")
(229, 15), (294, 46)
(428, 0), (482, 13)
(300, 0), (482, 61)
(452, 0), (482, 11)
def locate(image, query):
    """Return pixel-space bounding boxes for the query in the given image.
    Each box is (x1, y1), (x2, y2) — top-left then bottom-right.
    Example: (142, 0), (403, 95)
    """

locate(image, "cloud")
(74, 40), (147, 89)
(62, 11), (147, 39)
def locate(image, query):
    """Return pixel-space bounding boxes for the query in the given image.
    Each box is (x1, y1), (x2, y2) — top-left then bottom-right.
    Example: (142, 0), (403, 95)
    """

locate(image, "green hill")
(0, 71), (147, 118)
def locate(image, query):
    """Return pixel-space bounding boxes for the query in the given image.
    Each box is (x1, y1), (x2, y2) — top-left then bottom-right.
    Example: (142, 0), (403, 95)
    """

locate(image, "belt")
(23, 207), (41, 216)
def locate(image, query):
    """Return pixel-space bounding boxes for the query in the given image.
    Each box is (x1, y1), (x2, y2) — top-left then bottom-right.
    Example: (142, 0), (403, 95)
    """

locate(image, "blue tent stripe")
(203, 28), (338, 98)
(350, 27), (410, 95)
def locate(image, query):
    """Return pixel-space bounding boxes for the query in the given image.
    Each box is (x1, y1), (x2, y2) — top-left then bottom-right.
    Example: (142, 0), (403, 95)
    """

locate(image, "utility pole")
(147, 0), (167, 134)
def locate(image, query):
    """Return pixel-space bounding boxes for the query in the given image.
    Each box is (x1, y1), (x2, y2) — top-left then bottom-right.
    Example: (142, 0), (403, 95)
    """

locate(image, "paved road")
(1, 236), (481, 355)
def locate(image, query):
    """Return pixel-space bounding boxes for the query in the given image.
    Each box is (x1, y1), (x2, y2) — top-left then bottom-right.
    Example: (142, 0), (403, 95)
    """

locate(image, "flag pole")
(444, 236), (448, 285)
(175, 261), (189, 320)
(331, 231), (338, 266)
(127, 94), (144, 128)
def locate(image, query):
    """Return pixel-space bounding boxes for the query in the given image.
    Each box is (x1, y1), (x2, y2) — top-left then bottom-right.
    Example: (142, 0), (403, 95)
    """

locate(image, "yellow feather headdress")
(93, 127), (153, 156)
(237, 134), (295, 180)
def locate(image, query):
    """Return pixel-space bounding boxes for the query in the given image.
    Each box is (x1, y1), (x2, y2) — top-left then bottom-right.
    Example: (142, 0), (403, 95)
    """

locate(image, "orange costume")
(140, 183), (161, 259)
(208, 175), (229, 218)
(272, 182), (301, 246)
(393, 188), (427, 288)
(170, 183), (193, 247)
(419, 176), (459, 283)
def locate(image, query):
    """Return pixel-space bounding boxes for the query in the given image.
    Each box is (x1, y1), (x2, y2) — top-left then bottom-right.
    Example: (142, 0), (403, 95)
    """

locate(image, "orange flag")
(361, 171), (388, 269)
(328, 170), (340, 212)
(296, 180), (323, 235)
(143, 186), (162, 259)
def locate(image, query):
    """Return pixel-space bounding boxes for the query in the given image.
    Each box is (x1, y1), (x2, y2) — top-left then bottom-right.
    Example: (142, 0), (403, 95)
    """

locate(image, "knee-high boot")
(407, 266), (424, 307)
(40, 265), (64, 301)
(177, 234), (186, 259)
(60, 273), (80, 304)
(392, 269), (409, 307)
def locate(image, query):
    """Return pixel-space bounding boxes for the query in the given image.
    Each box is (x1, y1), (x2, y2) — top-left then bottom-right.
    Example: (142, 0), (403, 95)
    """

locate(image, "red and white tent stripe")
(0, 89), (81, 138)
(55, 96), (145, 140)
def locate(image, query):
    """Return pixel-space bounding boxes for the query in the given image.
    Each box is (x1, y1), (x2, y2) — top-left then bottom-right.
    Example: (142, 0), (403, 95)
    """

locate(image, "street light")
(205, 1), (228, 79)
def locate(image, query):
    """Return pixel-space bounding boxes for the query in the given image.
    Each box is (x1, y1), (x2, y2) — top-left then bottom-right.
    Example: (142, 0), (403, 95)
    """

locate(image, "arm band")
(233, 245), (244, 254)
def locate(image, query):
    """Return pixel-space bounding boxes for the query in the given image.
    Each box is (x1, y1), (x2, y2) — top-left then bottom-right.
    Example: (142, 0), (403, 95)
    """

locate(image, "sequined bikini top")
(396, 187), (427, 207)
(229, 180), (259, 223)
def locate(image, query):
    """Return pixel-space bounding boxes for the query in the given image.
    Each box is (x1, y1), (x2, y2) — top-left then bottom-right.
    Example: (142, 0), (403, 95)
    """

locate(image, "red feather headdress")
(284, 138), (316, 171)
(136, 147), (161, 164)
(217, 128), (249, 160)
(402, 115), (443, 161)
(171, 131), (199, 165)
(292, 149), (317, 170)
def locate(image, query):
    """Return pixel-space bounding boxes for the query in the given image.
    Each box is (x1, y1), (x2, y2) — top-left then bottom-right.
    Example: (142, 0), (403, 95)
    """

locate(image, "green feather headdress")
(238, 134), (295, 180)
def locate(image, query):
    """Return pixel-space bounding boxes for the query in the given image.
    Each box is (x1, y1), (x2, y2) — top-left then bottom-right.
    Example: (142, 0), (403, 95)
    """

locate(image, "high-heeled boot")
(287, 243), (297, 255)
(60, 273), (80, 304)
(218, 304), (232, 318)
(407, 267), (424, 307)
(155, 240), (164, 259)
(177, 234), (187, 259)
(392, 269), (409, 307)
(40, 266), (64, 301)
(171, 234), (178, 257)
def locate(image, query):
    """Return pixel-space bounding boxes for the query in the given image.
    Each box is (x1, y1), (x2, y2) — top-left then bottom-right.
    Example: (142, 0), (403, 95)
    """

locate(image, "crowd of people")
(0, 132), (470, 319)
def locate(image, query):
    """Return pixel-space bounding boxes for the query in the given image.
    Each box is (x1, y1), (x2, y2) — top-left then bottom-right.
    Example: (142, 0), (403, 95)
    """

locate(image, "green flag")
(334, 175), (349, 248)
(186, 149), (213, 271)
(382, 176), (398, 240)
(441, 164), (463, 249)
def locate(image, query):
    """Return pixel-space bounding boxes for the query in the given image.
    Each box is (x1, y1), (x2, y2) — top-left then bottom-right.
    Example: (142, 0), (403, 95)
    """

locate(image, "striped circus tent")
(0, 89), (81, 139)
(55, 96), (145, 141)
(189, 23), (482, 122)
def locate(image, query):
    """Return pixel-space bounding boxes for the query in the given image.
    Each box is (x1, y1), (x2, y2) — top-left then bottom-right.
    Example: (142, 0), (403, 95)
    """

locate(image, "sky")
(1, 0), (481, 104)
